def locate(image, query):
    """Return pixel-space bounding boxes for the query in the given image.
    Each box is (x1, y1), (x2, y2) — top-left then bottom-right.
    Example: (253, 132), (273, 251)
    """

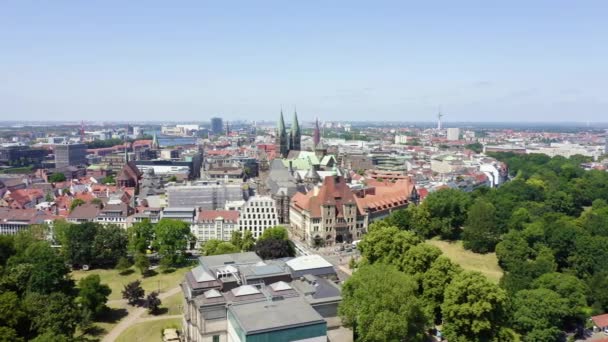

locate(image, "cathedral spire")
(152, 131), (159, 150)
(290, 107), (301, 151)
(276, 108), (288, 157)
(313, 117), (320, 147)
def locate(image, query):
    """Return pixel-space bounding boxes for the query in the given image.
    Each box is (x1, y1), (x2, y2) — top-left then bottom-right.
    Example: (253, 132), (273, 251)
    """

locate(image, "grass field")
(426, 239), (503, 283)
(72, 265), (192, 300)
(116, 317), (182, 342)
(142, 291), (184, 318)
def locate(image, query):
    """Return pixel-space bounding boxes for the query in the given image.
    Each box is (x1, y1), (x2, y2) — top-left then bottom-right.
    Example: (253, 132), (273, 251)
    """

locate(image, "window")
(213, 335), (220, 342)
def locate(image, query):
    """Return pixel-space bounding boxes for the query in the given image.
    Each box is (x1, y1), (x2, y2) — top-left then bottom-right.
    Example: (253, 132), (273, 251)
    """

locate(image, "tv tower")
(437, 108), (444, 130)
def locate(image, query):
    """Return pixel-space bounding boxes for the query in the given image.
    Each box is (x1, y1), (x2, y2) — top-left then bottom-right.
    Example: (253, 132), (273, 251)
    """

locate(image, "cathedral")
(276, 109), (301, 158)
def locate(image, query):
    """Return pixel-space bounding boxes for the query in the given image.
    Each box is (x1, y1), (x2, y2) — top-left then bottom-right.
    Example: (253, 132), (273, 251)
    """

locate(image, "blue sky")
(1, 1), (607, 122)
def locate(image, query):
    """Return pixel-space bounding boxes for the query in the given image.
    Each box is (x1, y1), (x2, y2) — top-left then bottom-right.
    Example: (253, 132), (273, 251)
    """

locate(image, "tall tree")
(339, 264), (427, 342)
(258, 226), (289, 241)
(24, 242), (72, 295)
(92, 224), (128, 268)
(422, 188), (471, 239)
(462, 198), (500, 253)
(241, 230), (256, 252)
(58, 222), (98, 267)
(254, 238), (295, 259)
(358, 226), (421, 266)
(441, 271), (507, 342)
(201, 239), (240, 256)
(512, 288), (568, 342)
(153, 219), (192, 266)
(230, 231), (243, 250)
(25, 292), (81, 337)
(143, 291), (161, 314)
(421, 256), (462, 323)
(77, 274), (111, 318)
(127, 219), (155, 254)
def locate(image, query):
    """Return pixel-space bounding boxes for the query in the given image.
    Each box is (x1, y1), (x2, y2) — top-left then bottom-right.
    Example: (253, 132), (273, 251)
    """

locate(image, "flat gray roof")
(228, 297), (325, 335)
(199, 252), (261, 269)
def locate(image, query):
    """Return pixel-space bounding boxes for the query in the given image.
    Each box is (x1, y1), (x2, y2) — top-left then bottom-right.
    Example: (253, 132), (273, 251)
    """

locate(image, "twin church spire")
(277, 107), (301, 158)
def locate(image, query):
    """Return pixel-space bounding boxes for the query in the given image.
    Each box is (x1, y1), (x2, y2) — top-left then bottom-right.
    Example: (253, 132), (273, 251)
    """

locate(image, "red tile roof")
(592, 313), (608, 328)
(197, 210), (239, 223)
(292, 176), (358, 218)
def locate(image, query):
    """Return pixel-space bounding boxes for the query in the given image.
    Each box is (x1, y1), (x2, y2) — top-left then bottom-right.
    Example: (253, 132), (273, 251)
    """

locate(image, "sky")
(1, 1), (608, 123)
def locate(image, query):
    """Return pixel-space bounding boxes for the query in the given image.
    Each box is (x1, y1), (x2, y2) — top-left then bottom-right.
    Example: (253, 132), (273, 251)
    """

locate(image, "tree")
(495, 230), (530, 271)
(201, 240), (240, 256)
(259, 226), (289, 241)
(421, 256), (462, 323)
(588, 272), (608, 313)
(441, 271), (507, 342)
(143, 291), (161, 314)
(400, 243), (442, 277)
(0, 235), (15, 266)
(69, 198), (85, 211)
(25, 292), (81, 337)
(134, 253), (150, 276)
(358, 226), (421, 267)
(339, 264), (427, 342)
(122, 280), (145, 306)
(93, 224), (128, 268)
(58, 221), (97, 267)
(0, 326), (23, 342)
(48, 173), (66, 183)
(24, 242), (72, 295)
(100, 175), (115, 184)
(230, 231), (243, 250)
(512, 288), (569, 342)
(116, 256), (132, 274)
(127, 219), (155, 254)
(532, 272), (589, 320)
(241, 230), (256, 252)
(255, 238), (295, 259)
(0, 291), (26, 331)
(462, 198), (500, 253)
(77, 274), (111, 318)
(153, 219), (192, 266)
(422, 188), (471, 239)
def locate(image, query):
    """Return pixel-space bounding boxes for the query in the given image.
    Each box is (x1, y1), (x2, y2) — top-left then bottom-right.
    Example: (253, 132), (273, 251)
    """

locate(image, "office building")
(54, 143), (87, 168)
(238, 196), (279, 239)
(192, 209), (239, 247)
(447, 128), (460, 141)
(211, 117), (223, 135)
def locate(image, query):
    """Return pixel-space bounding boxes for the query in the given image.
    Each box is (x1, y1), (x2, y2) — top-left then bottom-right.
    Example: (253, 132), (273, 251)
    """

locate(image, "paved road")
(102, 285), (183, 342)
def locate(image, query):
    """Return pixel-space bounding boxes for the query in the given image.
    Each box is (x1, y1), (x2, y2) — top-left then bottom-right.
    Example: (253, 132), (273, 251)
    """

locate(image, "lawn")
(426, 239), (503, 284)
(72, 265), (192, 301)
(142, 291), (184, 318)
(115, 317), (182, 342)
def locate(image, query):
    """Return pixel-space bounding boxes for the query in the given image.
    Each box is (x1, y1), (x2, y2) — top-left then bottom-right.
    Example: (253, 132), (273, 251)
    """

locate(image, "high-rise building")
(211, 117), (223, 135)
(447, 128), (460, 141)
(54, 143), (87, 168)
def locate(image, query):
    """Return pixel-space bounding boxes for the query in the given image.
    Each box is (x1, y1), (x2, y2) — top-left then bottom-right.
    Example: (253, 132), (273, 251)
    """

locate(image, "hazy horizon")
(2, 1), (607, 122)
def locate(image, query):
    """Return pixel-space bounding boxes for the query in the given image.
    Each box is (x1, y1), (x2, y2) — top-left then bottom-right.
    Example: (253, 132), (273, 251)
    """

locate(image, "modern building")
(161, 207), (197, 224)
(447, 128), (460, 141)
(0, 144), (48, 167)
(238, 196), (279, 239)
(54, 143), (87, 168)
(181, 252), (346, 342)
(192, 209), (239, 247)
(211, 117), (224, 135)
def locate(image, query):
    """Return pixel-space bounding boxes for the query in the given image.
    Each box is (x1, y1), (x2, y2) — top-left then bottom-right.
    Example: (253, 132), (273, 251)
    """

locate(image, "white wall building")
(394, 135), (408, 144)
(238, 196), (279, 239)
(447, 128), (460, 141)
(192, 210), (239, 248)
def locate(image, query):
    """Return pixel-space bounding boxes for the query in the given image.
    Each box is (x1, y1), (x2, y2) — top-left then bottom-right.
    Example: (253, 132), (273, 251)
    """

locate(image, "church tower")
(313, 117), (320, 148)
(290, 109), (301, 151)
(276, 109), (289, 158)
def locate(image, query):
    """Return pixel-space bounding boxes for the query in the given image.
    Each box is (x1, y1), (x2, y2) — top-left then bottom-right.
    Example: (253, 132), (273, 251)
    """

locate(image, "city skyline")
(2, 1), (607, 122)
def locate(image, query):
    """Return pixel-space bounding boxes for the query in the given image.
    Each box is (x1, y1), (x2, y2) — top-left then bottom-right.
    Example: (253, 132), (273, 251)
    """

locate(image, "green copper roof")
(277, 109), (286, 134)
(291, 109), (300, 134)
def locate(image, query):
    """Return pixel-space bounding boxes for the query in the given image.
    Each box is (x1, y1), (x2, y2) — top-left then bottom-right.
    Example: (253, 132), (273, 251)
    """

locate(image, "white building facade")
(238, 196), (279, 239)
